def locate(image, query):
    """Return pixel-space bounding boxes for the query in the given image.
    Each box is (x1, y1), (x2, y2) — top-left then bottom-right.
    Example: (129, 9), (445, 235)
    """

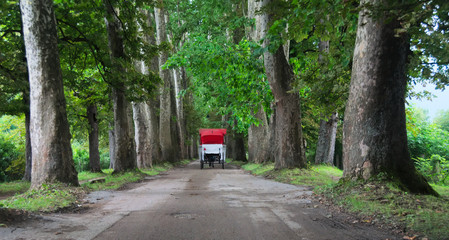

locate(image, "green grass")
(82, 170), (145, 191)
(240, 163), (343, 187)
(0, 183), (81, 212)
(431, 184), (449, 197)
(78, 171), (107, 181)
(0, 181), (30, 194)
(317, 179), (449, 240)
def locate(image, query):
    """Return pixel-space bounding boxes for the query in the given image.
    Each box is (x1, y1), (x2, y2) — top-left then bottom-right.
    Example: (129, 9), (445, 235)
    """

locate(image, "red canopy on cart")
(199, 129), (227, 144)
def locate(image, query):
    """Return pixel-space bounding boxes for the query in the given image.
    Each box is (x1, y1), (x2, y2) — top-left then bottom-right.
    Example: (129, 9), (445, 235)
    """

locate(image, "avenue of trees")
(0, 0), (448, 194)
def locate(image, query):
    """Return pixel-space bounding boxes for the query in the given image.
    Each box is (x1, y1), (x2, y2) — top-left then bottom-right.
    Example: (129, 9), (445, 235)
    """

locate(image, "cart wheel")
(200, 161), (204, 169)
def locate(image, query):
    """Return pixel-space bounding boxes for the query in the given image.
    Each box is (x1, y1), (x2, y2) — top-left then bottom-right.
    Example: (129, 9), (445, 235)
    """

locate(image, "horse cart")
(199, 129), (227, 169)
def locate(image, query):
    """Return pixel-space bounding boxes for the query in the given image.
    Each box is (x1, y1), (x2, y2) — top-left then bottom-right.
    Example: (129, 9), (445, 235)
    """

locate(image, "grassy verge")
(316, 179), (449, 240)
(234, 161), (449, 239)
(0, 181), (30, 195)
(233, 161), (342, 187)
(0, 183), (82, 212)
(0, 160), (193, 213)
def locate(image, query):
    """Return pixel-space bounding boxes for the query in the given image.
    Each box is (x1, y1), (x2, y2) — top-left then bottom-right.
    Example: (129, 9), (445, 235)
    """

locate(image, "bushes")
(414, 155), (449, 185)
(0, 136), (22, 182)
(72, 140), (110, 172)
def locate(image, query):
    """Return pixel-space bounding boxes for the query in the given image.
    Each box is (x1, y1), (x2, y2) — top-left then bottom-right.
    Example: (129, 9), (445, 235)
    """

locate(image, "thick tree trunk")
(132, 102), (152, 168)
(315, 113), (338, 165)
(247, 0), (270, 164)
(20, 0), (78, 187)
(87, 104), (101, 172)
(343, 0), (436, 195)
(248, 106), (269, 163)
(104, 0), (137, 172)
(146, 11), (162, 165)
(155, 4), (177, 163)
(260, 0), (306, 169)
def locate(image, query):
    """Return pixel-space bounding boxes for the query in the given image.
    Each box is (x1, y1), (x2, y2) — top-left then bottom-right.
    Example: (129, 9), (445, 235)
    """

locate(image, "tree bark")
(173, 68), (187, 159)
(132, 101), (152, 168)
(104, 0), (137, 172)
(108, 125), (115, 169)
(343, 0), (436, 195)
(23, 93), (32, 181)
(248, 106), (269, 163)
(20, 0), (78, 187)
(247, 0), (270, 164)
(87, 104), (102, 172)
(155, 4), (177, 163)
(232, 120), (247, 162)
(260, 0), (306, 169)
(315, 113), (338, 165)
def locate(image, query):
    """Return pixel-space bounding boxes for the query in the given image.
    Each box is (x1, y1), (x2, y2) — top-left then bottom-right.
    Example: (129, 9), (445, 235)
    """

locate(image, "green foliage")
(0, 0), (28, 116)
(0, 136), (20, 182)
(72, 140), (110, 172)
(0, 115), (25, 182)
(167, 37), (272, 132)
(407, 0), (449, 89)
(406, 106), (449, 162)
(414, 155), (449, 185)
(434, 109), (449, 132)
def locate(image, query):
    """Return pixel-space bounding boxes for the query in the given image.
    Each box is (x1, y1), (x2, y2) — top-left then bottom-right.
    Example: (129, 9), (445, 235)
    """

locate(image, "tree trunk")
(108, 125), (115, 169)
(173, 68), (186, 159)
(343, 0), (436, 195)
(155, 4), (177, 163)
(23, 93), (32, 181)
(247, 0), (270, 164)
(20, 0), (78, 187)
(104, 0), (137, 172)
(232, 120), (247, 162)
(87, 104), (101, 172)
(315, 113), (338, 165)
(132, 102), (152, 168)
(260, 0), (306, 168)
(248, 106), (269, 163)
(146, 11), (162, 165)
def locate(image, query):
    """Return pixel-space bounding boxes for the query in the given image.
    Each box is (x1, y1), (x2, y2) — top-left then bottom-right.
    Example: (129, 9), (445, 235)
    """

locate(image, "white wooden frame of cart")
(198, 129), (227, 169)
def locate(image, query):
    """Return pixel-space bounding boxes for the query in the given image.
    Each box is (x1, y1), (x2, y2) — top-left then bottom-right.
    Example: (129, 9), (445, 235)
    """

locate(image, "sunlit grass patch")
(270, 165), (342, 187)
(82, 170), (144, 191)
(0, 181), (30, 194)
(78, 171), (107, 181)
(431, 184), (449, 197)
(0, 183), (82, 212)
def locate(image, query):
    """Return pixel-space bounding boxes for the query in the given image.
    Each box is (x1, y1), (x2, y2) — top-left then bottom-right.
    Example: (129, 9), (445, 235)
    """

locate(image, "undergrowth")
(316, 179), (449, 240)
(0, 183), (82, 212)
(0, 181), (30, 195)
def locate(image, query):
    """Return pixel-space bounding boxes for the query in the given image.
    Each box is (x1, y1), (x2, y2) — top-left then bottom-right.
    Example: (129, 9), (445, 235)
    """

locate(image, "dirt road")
(1, 161), (400, 240)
